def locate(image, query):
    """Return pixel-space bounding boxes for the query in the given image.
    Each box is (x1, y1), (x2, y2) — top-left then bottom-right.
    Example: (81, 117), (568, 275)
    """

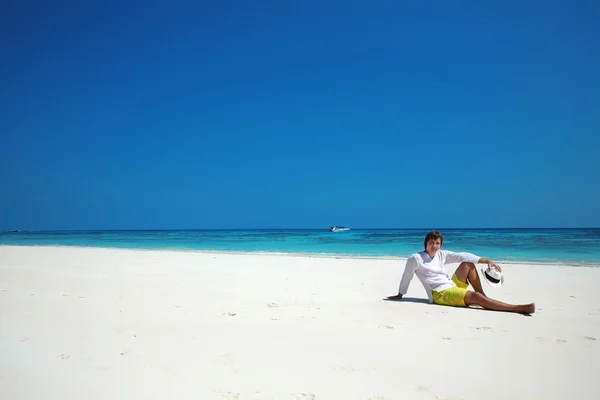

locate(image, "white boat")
(329, 226), (350, 232)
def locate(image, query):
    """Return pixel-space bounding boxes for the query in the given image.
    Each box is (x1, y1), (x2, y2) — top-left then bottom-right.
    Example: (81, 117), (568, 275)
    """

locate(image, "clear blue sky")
(1, 0), (599, 230)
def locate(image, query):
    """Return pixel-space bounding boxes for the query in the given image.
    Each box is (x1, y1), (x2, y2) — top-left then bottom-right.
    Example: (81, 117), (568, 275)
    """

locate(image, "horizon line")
(3, 227), (600, 232)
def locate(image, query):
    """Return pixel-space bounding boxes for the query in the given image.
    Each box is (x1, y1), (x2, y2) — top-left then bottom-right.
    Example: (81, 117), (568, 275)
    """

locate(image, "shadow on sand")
(382, 296), (430, 304)
(382, 296), (533, 316)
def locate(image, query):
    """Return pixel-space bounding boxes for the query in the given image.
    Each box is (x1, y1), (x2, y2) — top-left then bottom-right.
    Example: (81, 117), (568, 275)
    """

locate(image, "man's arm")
(476, 257), (501, 271)
(387, 256), (417, 300)
(443, 251), (502, 271)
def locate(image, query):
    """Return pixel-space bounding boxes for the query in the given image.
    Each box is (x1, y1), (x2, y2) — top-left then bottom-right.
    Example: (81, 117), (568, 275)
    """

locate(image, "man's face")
(426, 238), (442, 255)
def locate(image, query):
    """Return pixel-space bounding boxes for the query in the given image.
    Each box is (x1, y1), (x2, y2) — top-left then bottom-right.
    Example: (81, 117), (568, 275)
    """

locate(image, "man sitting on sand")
(387, 230), (535, 314)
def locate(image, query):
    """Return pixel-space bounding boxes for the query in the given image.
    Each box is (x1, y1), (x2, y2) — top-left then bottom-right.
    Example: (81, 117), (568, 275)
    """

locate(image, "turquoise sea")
(1, 228), (599, 266)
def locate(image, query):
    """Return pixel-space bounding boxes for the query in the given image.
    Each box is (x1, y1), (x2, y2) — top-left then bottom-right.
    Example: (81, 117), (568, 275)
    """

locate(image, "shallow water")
(2, 228), (599, 266)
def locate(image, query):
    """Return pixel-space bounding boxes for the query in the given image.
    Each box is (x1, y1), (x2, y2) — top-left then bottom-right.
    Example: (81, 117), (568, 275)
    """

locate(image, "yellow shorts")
(432, 274), (469, 307)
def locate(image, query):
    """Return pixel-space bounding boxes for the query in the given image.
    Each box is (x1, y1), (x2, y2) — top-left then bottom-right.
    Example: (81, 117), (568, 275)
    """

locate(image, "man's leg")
(454, 262), (486, 296)
(464, 291), (535, 314)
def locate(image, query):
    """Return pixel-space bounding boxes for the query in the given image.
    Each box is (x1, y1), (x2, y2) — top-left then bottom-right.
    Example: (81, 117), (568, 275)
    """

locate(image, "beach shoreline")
(1, 244), (597, 268)
(1, 246), (598, 399)
(3, 228), (599, 266)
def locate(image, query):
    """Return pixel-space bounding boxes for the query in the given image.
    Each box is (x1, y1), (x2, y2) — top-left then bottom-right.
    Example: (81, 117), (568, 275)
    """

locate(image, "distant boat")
(329, 226), (350, 232)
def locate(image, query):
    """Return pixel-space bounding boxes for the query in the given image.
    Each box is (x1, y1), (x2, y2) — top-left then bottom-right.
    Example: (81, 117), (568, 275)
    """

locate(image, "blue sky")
(1, 0), (599, 230)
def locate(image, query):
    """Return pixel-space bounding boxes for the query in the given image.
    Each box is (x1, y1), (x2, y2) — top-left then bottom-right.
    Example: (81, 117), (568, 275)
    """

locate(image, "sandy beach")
(0, 245), (598, 400)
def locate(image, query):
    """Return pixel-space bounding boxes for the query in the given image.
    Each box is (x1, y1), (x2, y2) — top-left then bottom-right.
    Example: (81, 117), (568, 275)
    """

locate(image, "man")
(387, 230), (535, 314)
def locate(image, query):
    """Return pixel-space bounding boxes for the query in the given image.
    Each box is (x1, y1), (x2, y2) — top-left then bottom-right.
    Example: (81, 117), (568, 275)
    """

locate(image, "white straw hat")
(480, 266), (504, 288)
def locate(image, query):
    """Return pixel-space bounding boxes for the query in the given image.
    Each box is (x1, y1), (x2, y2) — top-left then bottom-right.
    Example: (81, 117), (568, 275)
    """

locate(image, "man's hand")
(488, 261), (502, 272)
(479, 257), (501, 272)
(387, 293), (403, 300)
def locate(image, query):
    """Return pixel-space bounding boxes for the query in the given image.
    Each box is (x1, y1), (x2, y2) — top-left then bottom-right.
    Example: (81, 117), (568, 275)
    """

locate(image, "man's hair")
(424, 230), (444, 249)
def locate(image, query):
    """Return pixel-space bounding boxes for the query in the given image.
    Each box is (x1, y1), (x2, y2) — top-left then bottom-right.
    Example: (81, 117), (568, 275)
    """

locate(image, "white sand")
(0, 246), (598, 400)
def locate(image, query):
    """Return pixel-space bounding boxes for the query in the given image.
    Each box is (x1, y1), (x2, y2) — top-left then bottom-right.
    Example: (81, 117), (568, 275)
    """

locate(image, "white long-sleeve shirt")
(398, 249), (480, 303)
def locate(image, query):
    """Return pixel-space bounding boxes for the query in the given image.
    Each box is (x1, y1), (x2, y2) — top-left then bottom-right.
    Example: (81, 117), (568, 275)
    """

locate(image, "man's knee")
(464, 290), (483, 305)
(458, 262), (476, 271)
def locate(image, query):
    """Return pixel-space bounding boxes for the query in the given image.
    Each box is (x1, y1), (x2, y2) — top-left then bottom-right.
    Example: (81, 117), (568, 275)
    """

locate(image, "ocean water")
(1, 228), (599, 266)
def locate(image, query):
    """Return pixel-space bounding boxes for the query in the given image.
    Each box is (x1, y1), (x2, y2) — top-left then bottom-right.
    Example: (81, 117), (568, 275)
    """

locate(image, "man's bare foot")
(520, 303), (535, 314)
